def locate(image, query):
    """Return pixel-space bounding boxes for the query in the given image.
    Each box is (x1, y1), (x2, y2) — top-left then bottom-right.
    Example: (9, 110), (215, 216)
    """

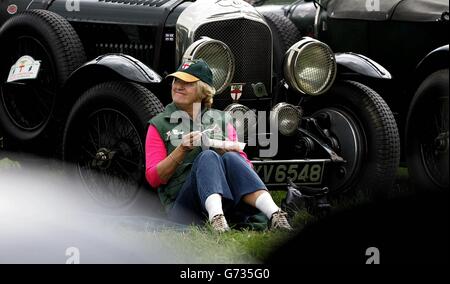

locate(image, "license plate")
(252, 160), (326, 186)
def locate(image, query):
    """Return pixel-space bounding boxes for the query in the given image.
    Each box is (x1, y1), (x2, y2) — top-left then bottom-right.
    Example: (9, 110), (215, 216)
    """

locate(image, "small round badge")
(7, 4), (18, 15)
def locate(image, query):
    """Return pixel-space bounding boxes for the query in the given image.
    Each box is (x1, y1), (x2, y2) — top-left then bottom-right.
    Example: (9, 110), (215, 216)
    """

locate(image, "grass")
(112, 208), (315, 263)
(1, 156), (412, 263)
(146, 227), (286, 263)
(0, 157), (21, 169)
(0, 155), (313, 263)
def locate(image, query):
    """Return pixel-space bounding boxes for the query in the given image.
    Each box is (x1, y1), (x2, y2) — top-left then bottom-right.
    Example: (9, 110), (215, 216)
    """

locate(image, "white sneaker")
(269, 210), (293, 231)
(210, 214), (230, 233)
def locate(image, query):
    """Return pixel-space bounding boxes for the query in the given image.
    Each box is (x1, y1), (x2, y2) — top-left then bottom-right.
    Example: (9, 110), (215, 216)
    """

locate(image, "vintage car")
(256, 0), (449, 191)
(0, 0), (399, 208)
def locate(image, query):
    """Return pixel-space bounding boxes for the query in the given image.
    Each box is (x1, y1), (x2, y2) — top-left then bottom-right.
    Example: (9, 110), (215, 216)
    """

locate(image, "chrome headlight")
(270, 103), (302, 136)
(224, 103), (257, 142)
(182, 37), (235, 94)
(284, 38), (336, 96)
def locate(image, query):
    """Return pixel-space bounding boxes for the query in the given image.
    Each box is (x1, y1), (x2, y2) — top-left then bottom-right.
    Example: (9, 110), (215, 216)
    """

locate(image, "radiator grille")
(194, 19), (272, 100)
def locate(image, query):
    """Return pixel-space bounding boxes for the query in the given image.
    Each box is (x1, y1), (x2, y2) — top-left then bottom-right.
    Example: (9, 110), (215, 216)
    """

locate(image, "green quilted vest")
(149, 102), (232, 211)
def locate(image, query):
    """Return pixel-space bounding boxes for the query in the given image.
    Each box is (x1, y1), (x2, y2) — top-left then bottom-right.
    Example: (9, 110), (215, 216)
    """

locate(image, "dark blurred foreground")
(0, 153), (192, 264)
(266, 189), (449, 264)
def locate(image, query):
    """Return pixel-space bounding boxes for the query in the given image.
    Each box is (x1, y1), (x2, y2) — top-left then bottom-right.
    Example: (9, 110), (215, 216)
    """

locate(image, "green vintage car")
(256, 0), (449, 191)
(0, 0), (399, 208)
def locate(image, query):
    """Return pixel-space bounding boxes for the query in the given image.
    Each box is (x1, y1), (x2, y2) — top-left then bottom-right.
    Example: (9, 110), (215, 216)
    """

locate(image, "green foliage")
(117, 221), (298, 263)
(0, 158), (21, 169)
(0, 153), (412, 263)
(115, 207), (315, 264)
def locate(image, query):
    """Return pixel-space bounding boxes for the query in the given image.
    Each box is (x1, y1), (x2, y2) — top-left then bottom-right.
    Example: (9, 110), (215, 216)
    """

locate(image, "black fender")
(335, 52), (392, 80)
(414, 45), (449, 89)
(62, 53), (162, 106)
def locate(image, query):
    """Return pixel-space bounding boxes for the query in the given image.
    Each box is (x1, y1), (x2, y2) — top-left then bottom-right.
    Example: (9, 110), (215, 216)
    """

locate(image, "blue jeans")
(167, 150), (267, 225)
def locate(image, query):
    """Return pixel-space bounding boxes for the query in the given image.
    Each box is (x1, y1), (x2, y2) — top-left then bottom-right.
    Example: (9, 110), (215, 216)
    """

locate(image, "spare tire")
(0, 9), (86, 146)
(63, 81), (164, 209)
(262, 12), (302, 77)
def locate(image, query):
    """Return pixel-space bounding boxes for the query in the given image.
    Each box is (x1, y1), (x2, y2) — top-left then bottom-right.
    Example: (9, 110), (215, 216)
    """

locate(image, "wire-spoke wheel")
(63, 81), (164, 209)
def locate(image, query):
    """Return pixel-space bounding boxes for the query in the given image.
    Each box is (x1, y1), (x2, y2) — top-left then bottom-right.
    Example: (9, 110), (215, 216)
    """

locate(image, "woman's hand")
(179, 131), (202, 152)
(157, 132), (200, 181)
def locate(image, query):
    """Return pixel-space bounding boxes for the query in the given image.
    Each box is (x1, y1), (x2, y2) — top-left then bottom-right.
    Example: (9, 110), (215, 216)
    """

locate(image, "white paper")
(203, 136), (246, 151)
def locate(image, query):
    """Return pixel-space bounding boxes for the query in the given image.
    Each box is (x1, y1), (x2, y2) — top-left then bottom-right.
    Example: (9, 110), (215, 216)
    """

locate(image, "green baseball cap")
(167, 59), (213, 87)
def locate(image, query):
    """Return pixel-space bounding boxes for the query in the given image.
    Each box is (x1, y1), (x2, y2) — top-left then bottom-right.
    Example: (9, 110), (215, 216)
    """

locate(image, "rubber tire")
(406, 69), (449, 191)
(0, 9), (86, 143)
(63, 81), (164, 209)
(262, 12), (302, 77)
(305, 80), (400, 199)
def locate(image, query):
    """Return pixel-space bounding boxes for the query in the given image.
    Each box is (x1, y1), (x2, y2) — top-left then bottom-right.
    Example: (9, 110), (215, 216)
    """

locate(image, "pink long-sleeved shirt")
(145, 123), (252, 189)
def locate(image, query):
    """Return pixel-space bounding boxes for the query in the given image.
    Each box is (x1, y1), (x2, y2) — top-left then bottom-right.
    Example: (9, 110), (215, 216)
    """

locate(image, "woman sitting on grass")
(145, 59), (292, 232)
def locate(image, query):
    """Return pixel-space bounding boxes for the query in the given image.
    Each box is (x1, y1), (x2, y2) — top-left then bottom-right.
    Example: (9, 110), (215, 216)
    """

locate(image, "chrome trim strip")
(313, 0), (321, 38)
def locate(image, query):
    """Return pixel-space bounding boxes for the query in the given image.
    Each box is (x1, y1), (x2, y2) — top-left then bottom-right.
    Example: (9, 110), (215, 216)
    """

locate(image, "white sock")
(255, 191), (280, 219)
(205, 193), (224, 221)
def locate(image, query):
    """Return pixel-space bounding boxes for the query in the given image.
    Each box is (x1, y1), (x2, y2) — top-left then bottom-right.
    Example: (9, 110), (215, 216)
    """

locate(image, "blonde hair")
(197, 80), (216, 108)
